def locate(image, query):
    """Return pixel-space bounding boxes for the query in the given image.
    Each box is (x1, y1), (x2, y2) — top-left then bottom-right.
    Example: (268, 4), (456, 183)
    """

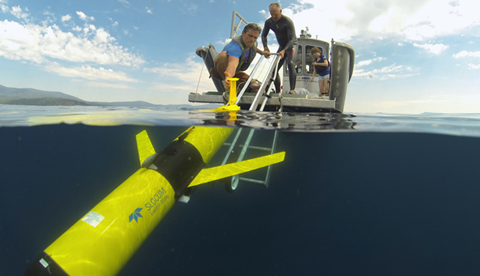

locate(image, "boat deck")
(188, 91), (337, 112)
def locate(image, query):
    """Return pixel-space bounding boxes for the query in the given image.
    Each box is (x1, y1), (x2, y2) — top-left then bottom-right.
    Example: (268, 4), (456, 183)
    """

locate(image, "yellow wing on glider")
(188, 151), (285, 187)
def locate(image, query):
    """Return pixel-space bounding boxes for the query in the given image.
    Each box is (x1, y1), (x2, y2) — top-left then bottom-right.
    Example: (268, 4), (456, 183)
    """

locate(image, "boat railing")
(250, 54), (281, 111)
(231, 53), (282, 112)
(235, 55), (267, 102)
(258, 54), (282, 111)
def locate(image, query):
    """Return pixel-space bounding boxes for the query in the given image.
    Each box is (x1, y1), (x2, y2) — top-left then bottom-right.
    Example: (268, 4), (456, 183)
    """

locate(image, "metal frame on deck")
(230, 11), (248, 39)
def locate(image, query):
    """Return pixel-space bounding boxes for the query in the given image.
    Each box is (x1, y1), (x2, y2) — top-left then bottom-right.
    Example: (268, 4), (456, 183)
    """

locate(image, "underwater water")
(1, 105), (480, 275)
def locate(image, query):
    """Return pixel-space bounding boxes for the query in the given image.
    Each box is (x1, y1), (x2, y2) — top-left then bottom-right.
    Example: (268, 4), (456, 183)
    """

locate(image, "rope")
(195, 62), (205, 94)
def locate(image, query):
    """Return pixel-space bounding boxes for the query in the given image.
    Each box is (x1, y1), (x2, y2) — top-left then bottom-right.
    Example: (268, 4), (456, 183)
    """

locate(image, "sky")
(0, 0), (479, 114)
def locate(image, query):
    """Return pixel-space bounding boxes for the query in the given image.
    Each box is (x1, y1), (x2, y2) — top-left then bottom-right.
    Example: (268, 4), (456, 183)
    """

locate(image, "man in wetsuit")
(262, 2), (297, 94)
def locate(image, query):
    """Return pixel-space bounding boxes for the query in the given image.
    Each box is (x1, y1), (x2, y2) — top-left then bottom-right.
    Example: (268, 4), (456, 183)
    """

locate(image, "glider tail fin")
(136, 130), (157, 167)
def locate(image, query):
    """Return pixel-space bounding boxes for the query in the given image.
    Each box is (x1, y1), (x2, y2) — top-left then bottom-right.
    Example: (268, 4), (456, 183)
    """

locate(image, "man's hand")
(263, 47), (271, 58)
(224, 72), (231, 90)
(278, 50), (285, 59)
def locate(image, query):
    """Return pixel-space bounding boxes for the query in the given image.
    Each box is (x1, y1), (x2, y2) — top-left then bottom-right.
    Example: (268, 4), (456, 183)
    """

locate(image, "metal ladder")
(219, 11), (282, 192)
(221, 127), (280, 191)
(221, 50), (282, 192)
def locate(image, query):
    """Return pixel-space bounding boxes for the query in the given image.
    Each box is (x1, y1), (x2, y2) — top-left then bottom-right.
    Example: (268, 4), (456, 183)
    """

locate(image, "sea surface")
(1, 104), (480, 276)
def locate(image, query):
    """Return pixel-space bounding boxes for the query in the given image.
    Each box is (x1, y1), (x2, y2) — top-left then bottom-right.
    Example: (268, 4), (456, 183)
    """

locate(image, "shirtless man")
(262, 3), (297, 94)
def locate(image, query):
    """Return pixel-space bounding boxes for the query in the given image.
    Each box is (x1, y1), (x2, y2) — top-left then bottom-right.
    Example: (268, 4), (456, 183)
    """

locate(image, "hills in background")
(0, 84), (165, 107)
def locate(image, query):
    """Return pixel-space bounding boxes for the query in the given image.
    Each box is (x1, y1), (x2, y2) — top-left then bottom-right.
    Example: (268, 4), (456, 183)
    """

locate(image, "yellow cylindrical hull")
(45, 169), (175, 276)
(176, 126), (234, 164)
(26, 126), (236, 276)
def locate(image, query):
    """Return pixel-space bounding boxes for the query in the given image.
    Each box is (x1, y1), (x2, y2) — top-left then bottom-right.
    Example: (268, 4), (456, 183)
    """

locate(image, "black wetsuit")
(262, 15), (297, 93)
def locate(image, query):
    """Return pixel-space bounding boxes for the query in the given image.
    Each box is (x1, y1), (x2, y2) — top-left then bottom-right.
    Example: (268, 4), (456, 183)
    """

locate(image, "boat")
(189, 11), (355, 113)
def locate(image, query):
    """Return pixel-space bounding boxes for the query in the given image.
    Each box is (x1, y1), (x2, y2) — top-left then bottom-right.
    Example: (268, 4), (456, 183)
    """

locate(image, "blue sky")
(0, 0), (479, 113)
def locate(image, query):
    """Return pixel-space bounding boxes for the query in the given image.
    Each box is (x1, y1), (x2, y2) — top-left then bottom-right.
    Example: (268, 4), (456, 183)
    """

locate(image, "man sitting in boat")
(211, 23), (268, 91)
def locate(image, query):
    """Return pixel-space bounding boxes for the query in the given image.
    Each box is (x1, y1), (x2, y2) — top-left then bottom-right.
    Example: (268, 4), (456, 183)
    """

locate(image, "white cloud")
(351, 56), (421, 81)
(274, 0), (480, 43)
(467, 64), (480, 69)
(83, 24), (96, 36)
(0, 20), (144, 67)
(62, 14), (72, 22)
(354, 64), (419, 80)
(145, 7), (153, 14)
(45, 62), (138, 82)
(453, 50), (480, 59)
(42, 10), (57, 25)
(0, 20), (44, 63)
(119, 0), (130, 7)
(11, 5), (29, 21)
(110, 18), (119, 27)
(402, 0), (480, 40)
(356, 57), (387, 68)
(413, 43), (449, 55)
(145, 55), (216, 92)
(76, 11), (94, 21)
(145, 55), (202, 80)
(287, 1), (314, 14)
(180, 4), (198, 14)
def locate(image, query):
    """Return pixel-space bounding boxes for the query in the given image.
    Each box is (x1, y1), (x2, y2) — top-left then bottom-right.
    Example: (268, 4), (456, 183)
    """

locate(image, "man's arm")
(256, 48), (267, 56)
(310, 67), (316, 81)
(260, 46), (271, 58)
(224, 56), (239, 89)
(283, 16), (297, 52)
(261, 19), (271, 53)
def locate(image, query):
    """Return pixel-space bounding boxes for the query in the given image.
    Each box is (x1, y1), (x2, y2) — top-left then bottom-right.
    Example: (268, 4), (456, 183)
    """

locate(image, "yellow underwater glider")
(25, 126), (285, 276)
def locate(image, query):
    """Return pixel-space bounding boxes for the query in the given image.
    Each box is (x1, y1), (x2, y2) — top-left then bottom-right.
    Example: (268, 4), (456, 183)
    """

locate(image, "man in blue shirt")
(212, 23), (267, 89)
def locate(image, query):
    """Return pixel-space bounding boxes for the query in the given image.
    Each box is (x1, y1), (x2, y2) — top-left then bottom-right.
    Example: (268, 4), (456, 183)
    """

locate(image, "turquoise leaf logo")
(129, 208), (143, 223)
